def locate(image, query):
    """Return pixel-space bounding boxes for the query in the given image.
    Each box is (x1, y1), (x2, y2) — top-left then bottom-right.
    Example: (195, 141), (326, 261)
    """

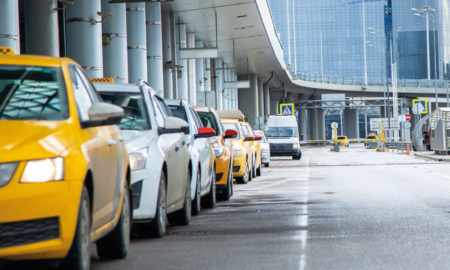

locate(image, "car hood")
(267, 137), (298, 144)
(231, 139), (243, 150)
(0, 121), (75, 162)
(122, 130), (155, 153)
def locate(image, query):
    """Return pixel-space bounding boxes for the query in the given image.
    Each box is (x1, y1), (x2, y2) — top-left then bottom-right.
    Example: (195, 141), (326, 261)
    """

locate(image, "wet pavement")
(5, 144), (450, 269)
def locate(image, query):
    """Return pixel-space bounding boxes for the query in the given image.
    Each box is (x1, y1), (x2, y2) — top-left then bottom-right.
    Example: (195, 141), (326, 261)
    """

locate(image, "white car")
(254, 130), (271, 167)
(95, 82), (192, 238)
(166, 99), (216, 215)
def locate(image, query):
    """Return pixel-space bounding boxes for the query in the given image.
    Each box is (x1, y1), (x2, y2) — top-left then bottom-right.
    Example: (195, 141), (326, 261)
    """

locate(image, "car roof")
(165, 99), (185, 106)
(193, 106), (211, 113)
(94, 82), (140, 93)
(0, 54), (72, 67)
(216, 110), (245, 120)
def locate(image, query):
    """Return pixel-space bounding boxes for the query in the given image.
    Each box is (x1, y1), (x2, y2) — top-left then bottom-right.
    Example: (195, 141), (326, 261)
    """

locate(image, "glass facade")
(268, 0), (450, 85)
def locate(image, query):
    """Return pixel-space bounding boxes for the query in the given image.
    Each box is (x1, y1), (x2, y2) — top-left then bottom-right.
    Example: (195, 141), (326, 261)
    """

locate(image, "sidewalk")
(414, 151), (450, 162)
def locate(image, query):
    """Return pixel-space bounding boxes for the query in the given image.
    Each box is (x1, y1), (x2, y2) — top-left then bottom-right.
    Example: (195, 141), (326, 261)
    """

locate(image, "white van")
(264, 115), (301, 160)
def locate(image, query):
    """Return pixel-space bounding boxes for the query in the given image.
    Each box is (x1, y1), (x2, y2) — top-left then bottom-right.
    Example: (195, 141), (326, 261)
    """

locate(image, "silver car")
(254, 130), (270, 167)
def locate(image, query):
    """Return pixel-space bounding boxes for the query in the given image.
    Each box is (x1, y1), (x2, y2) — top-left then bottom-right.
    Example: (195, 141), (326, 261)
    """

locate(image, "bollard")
(406, 143), (410, 156)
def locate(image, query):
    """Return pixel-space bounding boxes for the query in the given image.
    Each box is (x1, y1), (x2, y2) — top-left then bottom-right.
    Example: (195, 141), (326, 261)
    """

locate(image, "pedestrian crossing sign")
(280, 103), (295, 116)
(412, 99), (428, 115)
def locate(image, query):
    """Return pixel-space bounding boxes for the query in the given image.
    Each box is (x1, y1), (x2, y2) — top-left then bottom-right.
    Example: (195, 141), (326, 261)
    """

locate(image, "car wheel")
(219, 165), (233, 201)
(236, 160), (249, 184)
(97, 182), (131, 259)
(191, 169), (201, 215)
(256, 163), (262, 176)
(168, 170), (192, 226)
(140, 172), (167, 238)
(264, 163), (270, 168)
(61, 186), (91, 270)
(201, 170), (216, 208)
(251, 157), (256, 178)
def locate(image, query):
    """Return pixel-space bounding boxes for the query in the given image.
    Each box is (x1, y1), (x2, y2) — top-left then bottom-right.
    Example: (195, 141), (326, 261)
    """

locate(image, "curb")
(414, 153), (450, 162)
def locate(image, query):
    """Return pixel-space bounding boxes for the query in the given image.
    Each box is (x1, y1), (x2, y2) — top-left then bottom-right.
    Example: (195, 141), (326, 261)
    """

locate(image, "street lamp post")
(362, 0), (368, 85)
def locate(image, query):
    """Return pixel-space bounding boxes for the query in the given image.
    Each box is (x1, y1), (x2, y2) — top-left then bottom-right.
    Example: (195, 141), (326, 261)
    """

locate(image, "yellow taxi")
(335, 135), (350, 147)
(240, 122), (262, 177)
(0, 51), (131, 269)
(221, 119), (254, 184)
(195, 107), (237, 200)
(363, 134), (379, 143)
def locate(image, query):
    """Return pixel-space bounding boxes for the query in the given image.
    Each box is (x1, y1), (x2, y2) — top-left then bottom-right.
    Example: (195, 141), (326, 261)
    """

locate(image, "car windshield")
(197, 111), (218, 135)
(265, 127), (298, 138)
(100, 92), (150, 130)
(0, 65), (68, 121)
(337, 136), (346, 140)
(168, 104), (188, 122)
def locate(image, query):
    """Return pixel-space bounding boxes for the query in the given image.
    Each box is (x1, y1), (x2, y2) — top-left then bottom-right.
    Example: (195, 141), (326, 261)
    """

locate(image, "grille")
(132, 180), (143, 210)
(233, 166), (240, 173)
(269, 143), (293, 151)
(215, 173), (224, 182)
(0, 217), (59, 248)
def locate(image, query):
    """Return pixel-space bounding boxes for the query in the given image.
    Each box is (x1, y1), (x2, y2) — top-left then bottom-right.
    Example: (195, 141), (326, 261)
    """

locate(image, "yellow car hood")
(0, 121), (74, 162)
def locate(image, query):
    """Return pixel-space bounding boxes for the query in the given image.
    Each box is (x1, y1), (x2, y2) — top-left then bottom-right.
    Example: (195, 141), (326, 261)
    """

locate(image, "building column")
(317, 109), (326, 140)
(174, 23), (187, 100)
(102, 0), (128, 83)
(238, 74), (259, 127)
(162, 11), (173, 99)
(127, 3), (147, 84)
(258, 79), (265, 129)
(308, 108), (325, 140)
(24, 0), (59, 56)
(66, 0), (103, 77)
(187, 32), (197, 105)
(231, 70), (237, 110)
(146, 2), (163, 92)
(263, 83), (270, 119)
(195, 41), (205, 105)
(344, 108), (360, 139)
(0, 0), (19, 54)
(299, 108), (308, 141)
(215, 59), (224, 110)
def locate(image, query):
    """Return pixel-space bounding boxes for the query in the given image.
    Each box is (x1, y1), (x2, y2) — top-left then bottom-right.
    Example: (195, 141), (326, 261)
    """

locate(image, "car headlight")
(129, 147), (148, 171)
(21, 157), (64, 183)
(293, 142), (300, 148)
(213, 143), (224, 158)
(233, 150), (242, 157)
(0, 162), (19, 187)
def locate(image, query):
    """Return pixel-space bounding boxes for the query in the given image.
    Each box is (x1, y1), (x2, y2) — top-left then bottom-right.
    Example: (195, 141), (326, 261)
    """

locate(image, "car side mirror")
(244, 134), (255, 141)
(224, 129), (238, 139)
(254, 134), (262, 140)
(194, 127), (215, 139)
(82, 103), (124, 128)
(158, 116), (189, 135)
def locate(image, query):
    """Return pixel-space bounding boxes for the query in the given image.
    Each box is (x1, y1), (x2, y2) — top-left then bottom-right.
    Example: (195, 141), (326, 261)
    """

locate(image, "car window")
(168, 104), (188, 122)
(100, 91), (151, 130)
(197, 111), (219, 135)
(265, 127), (298, 138)
(337, 136), (346, 140)
(0, 65), (68, 121)
(190, 107), (204, 130)
(69, 66), (93, 122)
(155, 96), (172, 117)
(255, 131), (267, 143)
(241, 124), (250, 136)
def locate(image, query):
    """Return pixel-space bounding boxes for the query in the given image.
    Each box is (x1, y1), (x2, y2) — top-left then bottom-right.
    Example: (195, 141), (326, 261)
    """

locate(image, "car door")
(189, 106), (211, 191)
(69, 66), (122, 230)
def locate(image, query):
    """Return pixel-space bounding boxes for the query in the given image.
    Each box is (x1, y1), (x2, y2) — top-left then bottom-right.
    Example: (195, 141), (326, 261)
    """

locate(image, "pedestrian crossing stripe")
(279, 103), (295, 116)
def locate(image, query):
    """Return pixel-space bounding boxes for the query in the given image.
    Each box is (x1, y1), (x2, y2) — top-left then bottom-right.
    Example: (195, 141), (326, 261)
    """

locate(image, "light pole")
(362, 0), (368, 85)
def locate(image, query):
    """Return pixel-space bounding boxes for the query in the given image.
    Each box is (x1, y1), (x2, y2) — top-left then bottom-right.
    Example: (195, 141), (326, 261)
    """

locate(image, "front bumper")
(0, 167), (82, 260)
(130, 168), (159, 221)
(215, 154), (230, 186)
(269, 143), (301, 157)
(261, 152), (271, 164)
(232, 154), (246, 178)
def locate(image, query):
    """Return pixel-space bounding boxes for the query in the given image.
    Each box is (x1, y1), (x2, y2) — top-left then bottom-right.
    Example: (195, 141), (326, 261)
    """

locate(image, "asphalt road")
(5, 145), (450, 269)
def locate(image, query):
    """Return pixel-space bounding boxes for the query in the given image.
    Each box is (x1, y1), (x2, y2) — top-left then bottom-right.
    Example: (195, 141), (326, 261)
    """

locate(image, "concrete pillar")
(0, 0), (19, 54)
(317, 109), (326, 140)
(66, 0), (103, 77)
(344, 109), (360, 139)
(299, 108), (308, 141)
(258, 79), (264, 130)
(263, 84), (270, 119)
(238, 74), (259, 127)
(308, 109), (325, 140)
(146, 2), (163, 92)
(195, 41), (205, 94)
(102, 0), (128, 83)
(231, 70), (237, 110)
(176, 24), (188, 100)
(24, 0), (59, 56)
(127, 3), (147, 84)
(204, 59), (211, 92)
(187, 32), (197, 105)
(162, 11), (173, 99)
(215, 59), (224, 110)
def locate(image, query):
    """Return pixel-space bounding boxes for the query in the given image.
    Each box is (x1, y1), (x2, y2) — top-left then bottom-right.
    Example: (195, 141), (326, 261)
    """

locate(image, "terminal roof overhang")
(161, 0), (290, 85)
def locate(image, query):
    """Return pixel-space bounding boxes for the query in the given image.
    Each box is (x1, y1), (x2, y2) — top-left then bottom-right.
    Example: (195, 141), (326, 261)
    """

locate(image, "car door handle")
(182, 140), (186, 146)
(175, 146), (180, 152)
(118, 136), (125, 142)
(108, 139), (117, 146)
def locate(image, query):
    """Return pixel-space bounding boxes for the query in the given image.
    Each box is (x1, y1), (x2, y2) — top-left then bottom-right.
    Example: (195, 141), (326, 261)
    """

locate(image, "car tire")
(236, 160), (249, 184)
(256, 163), (262, 176)
(140, 172), (167, 238)
(264, 163), (270, 168)
(61, 186), (91, 270)
(201, 170), (216, 208)
(168, 170), (192, 226)
(97, 182), (131, 259)
(191, 169), (201, 216)
(251, 157), (256, 178)
(219, 164), (233, 201)
(293, 153), (301, 160)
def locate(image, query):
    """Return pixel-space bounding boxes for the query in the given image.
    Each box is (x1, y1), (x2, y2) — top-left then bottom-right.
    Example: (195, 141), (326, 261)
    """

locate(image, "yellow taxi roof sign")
(216, 110), (245, 121)
(90, 77), (115, 83)
(0, 47), (15, 55)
